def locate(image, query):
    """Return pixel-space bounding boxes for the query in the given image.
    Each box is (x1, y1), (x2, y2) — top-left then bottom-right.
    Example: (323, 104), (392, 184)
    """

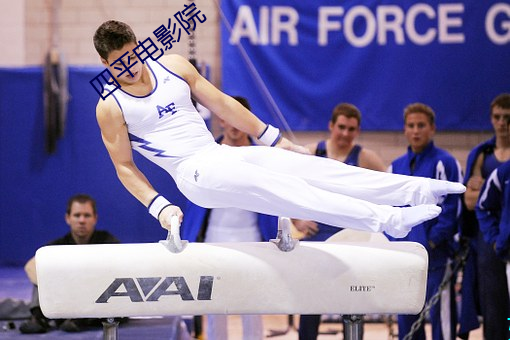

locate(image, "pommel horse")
(36, 217), (428, 340)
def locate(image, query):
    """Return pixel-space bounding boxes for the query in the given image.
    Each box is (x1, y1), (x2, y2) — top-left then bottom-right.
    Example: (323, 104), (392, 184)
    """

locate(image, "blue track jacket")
(388, 141), (462, 268)
(476, 160), (510, 259)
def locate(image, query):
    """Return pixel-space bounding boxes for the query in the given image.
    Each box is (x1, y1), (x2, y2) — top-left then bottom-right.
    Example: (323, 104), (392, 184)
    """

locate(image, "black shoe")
(19, 317), (49, 334)
(59, 319), (81, 332)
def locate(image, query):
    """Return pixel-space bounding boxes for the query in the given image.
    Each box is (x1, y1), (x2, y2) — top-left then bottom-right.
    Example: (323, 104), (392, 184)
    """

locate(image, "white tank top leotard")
(106, 58), (216, 178)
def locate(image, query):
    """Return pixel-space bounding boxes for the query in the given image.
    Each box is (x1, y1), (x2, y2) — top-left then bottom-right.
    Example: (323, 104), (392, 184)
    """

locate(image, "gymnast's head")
(93, 20), (143, 84)
(93, 20), (136, 61)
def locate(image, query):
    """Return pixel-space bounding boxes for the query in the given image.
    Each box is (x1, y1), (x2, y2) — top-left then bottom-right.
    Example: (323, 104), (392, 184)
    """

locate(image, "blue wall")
(0, 67), (187, 265)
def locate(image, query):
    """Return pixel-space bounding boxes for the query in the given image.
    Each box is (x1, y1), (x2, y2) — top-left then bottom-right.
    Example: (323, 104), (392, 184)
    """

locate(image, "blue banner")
(221, 1), (510, 131)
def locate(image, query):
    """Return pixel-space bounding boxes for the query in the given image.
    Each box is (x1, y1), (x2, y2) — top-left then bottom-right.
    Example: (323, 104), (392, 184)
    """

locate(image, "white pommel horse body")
(36, 218), (428, 340)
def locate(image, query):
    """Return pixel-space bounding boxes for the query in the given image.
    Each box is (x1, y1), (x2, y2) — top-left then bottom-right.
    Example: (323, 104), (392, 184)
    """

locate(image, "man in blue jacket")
(460, 93), (510, 340)
(477, 160), (510, 261)
(388, 103), (462, 340)
(181, 96), (278, 340)
(474, 117), (510, 340)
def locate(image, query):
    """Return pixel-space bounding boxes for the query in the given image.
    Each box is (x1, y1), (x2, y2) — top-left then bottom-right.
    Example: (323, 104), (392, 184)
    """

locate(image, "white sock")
(429, 180), (466, 199)
(386, 204), (442, 238)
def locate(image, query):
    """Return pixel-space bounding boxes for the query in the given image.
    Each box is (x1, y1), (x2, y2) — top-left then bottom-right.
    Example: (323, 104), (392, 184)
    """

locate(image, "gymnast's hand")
(158, 204), (184, 231)
(276, 137), (311, 155)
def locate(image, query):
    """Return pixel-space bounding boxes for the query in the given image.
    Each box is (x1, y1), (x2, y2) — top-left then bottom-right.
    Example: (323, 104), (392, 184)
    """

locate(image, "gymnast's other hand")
(276, 137), (311, 155)
(158, 205), (184, 231)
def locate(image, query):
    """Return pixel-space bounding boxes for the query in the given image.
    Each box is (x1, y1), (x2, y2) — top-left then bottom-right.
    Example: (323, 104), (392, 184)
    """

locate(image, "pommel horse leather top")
(36, 219), (428, 319)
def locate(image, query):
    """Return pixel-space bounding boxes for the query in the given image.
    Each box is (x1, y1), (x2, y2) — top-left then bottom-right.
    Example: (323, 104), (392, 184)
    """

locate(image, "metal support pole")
(102, 318), (119, 340)
(343, 314), (363, 340)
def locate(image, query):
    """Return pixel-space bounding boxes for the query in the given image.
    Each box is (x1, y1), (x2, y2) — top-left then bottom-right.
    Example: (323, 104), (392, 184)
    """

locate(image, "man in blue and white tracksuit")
(388, 103), (462, 340)
(476, 160), (510, 340)
(477, 160), (510, 261)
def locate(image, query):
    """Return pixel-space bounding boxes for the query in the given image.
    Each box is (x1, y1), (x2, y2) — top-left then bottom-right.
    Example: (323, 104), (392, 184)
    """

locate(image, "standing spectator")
(460, 93), (510, 340)
(477, 160), (510, 263)
(296, 102), (386, 340)
(388, 103), (462, 340)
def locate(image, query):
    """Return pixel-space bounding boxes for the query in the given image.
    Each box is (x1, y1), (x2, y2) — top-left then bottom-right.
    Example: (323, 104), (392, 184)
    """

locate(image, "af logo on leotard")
(157, 102), (177, 118)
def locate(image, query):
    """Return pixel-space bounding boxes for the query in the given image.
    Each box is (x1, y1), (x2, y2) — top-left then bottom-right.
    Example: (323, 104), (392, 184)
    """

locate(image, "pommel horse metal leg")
(102, 318), (119, 340)
(343, 314), (363, 340)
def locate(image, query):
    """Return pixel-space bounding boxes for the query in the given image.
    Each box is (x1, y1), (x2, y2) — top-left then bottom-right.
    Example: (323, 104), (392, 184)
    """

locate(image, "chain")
(402, 242), (470, 340)
(188, 0), (196, 62)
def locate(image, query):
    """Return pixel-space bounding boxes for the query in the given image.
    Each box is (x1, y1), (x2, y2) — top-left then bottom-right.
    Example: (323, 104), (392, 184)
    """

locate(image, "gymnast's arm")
(160, 54), (309, 153)
(96, 97), (183, 229)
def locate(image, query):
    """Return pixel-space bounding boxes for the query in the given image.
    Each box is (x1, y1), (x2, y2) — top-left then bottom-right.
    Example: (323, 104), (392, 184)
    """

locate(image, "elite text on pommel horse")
(35, 217), (428, 340)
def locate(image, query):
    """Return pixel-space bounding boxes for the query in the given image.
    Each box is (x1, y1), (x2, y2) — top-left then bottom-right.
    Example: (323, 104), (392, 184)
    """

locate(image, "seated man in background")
(19, 194), (120, 334)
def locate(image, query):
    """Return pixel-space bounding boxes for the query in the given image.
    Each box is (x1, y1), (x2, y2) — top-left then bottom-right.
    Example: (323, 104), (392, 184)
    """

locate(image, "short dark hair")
(331, 103), (361, 126)
(490, 93), (510, 113)
(403, 103), (435, 125)
(233, 96), (251, 111)
(66, 194), (97, 215)
(93, 20), (137, 60)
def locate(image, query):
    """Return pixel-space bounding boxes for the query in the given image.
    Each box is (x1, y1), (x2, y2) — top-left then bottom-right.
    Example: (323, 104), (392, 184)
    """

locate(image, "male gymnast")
(93, 20), (465, 239)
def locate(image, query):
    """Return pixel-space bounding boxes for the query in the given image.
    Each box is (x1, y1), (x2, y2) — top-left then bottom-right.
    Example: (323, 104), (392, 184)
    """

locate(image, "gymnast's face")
(329, 115), (360, 148)
(65, 201), (98, 244)
(404, 112), (435, 154)
(101, 42), (144, 86)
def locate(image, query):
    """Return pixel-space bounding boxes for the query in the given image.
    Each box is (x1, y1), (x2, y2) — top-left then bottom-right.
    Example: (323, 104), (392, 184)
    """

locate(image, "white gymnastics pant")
(173, 144), (437, 234)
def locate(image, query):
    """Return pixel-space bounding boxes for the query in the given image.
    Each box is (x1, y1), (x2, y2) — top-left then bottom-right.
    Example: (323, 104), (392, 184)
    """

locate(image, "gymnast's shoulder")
(158, 54), (202, 82)
(95, 93), (124, 128)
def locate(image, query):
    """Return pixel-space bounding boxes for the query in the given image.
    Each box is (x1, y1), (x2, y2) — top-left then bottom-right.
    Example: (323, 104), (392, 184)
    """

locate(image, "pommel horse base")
(35, 218), (428, 340)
